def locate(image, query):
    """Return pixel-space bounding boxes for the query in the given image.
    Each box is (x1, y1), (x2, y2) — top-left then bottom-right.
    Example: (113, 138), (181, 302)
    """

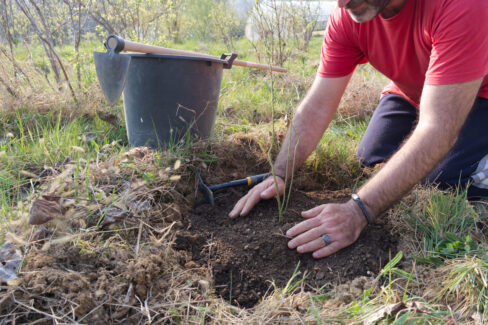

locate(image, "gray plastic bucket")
(122, 53), (228, 148)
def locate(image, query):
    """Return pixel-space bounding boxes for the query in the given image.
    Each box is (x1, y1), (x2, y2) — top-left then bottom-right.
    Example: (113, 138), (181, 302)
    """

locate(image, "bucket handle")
(220, 53), (238, 69)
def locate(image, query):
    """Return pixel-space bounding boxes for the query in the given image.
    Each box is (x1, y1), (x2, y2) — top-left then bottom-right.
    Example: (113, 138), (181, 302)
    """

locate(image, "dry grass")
(387, 187), (433, 256)
(338, 65), (388, 120)
(424, 257), (488, 316)
(2, 135), (487, 324)
(0, 141), (336, 324)
(1, 145), (195, 322)
(0, 53), (106, 121)
(230, 122), (288, 159)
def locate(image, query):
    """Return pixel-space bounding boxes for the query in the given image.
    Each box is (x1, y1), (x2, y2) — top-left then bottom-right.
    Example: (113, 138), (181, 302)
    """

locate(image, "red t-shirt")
(318, 0), (488, 107)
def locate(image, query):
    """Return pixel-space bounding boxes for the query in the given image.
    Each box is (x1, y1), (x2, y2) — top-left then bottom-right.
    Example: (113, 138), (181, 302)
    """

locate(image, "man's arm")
(229, 74), (352, 218)
(286, 78), (483, 258)
(358, 79), (483, 217)
(274, 74), (352, 179)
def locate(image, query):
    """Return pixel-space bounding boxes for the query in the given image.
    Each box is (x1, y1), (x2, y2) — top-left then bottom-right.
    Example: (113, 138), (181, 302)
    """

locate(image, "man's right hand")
(228, 176), (285, 218)
(228, 75), (351, 219)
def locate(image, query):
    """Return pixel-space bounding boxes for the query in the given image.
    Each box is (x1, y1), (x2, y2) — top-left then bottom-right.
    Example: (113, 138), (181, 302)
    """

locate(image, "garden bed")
(176, 187), (397, 307)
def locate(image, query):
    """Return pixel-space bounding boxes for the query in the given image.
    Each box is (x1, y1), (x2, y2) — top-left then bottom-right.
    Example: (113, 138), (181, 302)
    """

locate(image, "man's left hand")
(286, 200), (368, 258)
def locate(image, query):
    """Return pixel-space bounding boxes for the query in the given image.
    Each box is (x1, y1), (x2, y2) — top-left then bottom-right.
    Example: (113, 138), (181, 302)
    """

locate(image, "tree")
(15, 0), (77, 101)
(89, 0), (187, 43)
(63, 0), (91, 87)
(207, 0), (242, 50)
(249, 0), (321, 65)
(0, 0), (15, 56)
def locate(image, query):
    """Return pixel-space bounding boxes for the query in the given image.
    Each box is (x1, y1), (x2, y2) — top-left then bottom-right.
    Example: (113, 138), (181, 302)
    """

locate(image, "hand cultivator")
(196, 171), (269, 206)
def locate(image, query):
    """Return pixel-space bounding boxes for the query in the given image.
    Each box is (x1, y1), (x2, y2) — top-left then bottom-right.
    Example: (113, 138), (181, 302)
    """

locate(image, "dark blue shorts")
(356, 93), (488, 198)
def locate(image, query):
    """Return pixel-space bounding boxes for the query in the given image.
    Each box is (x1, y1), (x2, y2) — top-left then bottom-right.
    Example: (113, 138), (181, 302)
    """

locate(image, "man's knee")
(356, 146), (385, 167)
(356, 94), (417, 168)
(422, 98), (488, 194)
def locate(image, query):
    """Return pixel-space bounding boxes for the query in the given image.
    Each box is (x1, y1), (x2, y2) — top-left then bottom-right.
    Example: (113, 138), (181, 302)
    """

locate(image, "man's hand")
(228, 176), (285, 218)
(229, 75), (352, 219)
(286, 200), (367, 258)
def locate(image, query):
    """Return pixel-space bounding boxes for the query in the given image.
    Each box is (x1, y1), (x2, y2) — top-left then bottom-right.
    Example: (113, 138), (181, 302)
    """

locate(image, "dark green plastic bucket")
(122, 54), (228, 148)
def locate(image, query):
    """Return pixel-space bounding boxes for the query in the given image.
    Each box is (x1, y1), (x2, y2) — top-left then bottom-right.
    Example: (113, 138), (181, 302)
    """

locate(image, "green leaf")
(378, 251), (403, 278)
(143, 172), (156, 182)
(391, 312), (413, 325)
(414, 256), (444, 267)
(361, 287), (372, 303)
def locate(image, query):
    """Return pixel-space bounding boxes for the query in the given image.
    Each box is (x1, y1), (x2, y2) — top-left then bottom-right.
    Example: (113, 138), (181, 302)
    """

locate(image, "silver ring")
(321, 234), (331, 245)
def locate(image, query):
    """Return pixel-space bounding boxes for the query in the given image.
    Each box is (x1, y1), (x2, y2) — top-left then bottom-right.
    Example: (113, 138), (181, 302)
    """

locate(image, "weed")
(402, 187), (481, 261)
(432, 255), (488, 318)
(283, 261), (308, 294)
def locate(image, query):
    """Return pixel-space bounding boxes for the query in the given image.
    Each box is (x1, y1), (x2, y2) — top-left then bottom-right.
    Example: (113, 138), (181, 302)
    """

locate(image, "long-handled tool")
(105, 35), (287, 73)
(196, 171), (270, 206)
(93, 35), (287, 106)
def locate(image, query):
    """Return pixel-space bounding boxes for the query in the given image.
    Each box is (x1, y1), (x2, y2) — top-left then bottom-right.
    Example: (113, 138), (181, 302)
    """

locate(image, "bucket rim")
(124, 52), (228, 65)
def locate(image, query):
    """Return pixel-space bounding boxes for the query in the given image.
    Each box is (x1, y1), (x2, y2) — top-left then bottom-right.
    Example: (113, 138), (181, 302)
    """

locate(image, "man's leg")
(424, 97), (488, 198)
(358, 94), (488, 198)
(356, 93), (418, 166)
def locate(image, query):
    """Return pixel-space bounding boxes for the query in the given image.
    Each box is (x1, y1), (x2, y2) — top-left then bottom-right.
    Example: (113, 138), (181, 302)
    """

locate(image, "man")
(229, 0), (488, 259)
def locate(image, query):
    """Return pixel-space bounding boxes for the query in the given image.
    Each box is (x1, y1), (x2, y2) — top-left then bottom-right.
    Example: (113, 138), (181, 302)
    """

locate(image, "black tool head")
(195, 171), (214, 206)
(93, 51), (131, 106)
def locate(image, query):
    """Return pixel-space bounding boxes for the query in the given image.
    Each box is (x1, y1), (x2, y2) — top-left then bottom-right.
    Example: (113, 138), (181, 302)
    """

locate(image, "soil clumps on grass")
(176, 187), (398, 308)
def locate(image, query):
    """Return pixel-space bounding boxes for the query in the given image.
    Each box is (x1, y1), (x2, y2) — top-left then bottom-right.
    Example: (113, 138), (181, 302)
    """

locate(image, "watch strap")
(351, 193), (373, 225)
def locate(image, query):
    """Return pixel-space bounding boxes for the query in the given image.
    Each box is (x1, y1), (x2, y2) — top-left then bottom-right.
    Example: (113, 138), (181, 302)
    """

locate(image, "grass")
(0, 34), (487, 324)
(400, 187), (482, 264)
(434, 256), (488, 315)
(0, 109), (125, 210)
(284, 117), (371, 193)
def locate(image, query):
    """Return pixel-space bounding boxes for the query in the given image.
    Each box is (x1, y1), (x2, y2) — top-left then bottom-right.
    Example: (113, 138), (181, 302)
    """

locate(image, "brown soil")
(175, 187), (398, 308)
(19, 244), (176, 321)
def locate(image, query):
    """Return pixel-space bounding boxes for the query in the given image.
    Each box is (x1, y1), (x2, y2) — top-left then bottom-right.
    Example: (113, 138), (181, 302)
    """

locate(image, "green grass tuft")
(402, 187), (481, 263)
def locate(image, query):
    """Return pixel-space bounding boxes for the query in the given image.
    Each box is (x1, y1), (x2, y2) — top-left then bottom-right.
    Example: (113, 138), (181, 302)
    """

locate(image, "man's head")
(337, 0), (403, 23)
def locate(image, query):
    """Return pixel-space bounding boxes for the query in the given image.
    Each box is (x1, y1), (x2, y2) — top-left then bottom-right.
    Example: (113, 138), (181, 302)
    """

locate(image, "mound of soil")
(175, 188), (398, 308)
(17, 243), (183, 322)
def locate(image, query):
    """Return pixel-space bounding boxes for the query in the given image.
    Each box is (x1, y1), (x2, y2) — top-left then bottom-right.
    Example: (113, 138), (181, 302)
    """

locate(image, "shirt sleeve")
(425, 0), (488, 85)
(318, 8), (367, 78)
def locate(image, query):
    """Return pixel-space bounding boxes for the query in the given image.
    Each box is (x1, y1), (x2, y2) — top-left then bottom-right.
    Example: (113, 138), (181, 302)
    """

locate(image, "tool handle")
(106, 35), (287, 74)
(208, 173), (270, 191)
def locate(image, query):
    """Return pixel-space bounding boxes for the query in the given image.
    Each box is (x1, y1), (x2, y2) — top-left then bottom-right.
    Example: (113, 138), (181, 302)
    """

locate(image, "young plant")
(283, 261), (307, 294)
(269, 125), (298, 222)
(258, 7), (298, 222)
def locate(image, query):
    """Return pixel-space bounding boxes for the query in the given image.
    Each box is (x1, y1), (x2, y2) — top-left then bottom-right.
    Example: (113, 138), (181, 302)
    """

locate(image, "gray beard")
(348, 5), (382, 22)
(346, 0), (391, 23)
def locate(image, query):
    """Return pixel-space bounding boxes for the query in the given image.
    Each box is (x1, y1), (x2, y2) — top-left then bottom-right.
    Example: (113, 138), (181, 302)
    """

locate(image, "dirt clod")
(28, 198), (62, 225)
